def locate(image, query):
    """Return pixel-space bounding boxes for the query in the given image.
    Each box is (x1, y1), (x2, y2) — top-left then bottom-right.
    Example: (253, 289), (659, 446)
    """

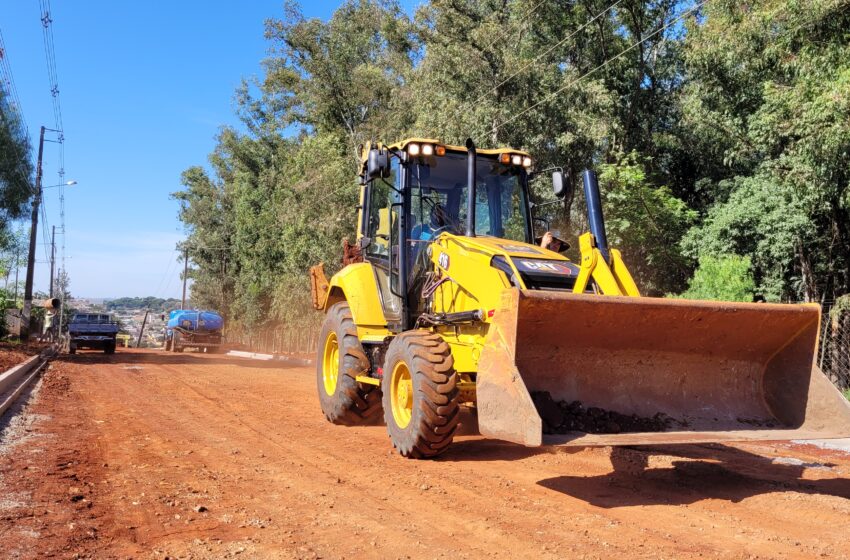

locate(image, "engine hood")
(440, 234), (570, 261)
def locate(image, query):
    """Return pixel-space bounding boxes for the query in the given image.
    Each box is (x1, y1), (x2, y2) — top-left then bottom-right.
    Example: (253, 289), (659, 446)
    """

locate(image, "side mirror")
(367, 148), (390, 179)
(552, 171), (571, 199)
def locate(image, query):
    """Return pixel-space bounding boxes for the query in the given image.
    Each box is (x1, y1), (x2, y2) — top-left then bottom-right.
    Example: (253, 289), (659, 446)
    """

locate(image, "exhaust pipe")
(582, 169), (609, 262)
(465, 138), (477, 237)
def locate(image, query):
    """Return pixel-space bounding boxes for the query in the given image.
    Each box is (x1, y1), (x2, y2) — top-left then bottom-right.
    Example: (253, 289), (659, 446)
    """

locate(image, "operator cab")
(406, 148), (532, 243)
(358, 139), (547, 331)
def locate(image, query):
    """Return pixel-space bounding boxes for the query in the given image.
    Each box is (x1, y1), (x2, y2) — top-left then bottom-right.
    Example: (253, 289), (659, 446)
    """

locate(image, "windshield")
(408, 153), (530, 243)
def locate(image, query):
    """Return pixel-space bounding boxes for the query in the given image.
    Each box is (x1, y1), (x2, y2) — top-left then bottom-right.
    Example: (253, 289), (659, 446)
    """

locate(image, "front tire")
(382, 331), (460, 458)
(316, 302), (382, 425)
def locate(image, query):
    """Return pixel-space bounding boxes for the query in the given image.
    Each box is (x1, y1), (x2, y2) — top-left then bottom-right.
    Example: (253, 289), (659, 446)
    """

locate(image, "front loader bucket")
(476, 290), (850, 447)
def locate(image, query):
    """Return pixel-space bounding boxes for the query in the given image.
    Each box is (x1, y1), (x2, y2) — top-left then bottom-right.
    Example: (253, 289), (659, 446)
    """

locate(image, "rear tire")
(382, 331), (460, 459)
(316, 302), (382, 425)
(173, 331), (183, 353)
(69, 343), (76, 355)
(105, 342), (116, 355)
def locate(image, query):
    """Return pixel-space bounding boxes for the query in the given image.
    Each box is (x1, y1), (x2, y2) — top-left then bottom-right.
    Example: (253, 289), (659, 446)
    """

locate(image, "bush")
(675, 254), (756, 302)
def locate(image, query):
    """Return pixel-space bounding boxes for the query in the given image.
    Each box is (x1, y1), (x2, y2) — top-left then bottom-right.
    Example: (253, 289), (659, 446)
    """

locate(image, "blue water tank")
(167, 310), (224, 332)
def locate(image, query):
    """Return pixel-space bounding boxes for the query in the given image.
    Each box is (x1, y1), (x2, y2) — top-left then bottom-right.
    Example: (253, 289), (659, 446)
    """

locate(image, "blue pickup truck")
(165, 309), (224, 353)
(69, 313), (119, 354)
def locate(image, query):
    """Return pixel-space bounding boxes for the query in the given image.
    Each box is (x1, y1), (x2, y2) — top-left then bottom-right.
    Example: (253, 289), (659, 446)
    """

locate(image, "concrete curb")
(227, 350), (314, 367)
(0, 345), (58, 417)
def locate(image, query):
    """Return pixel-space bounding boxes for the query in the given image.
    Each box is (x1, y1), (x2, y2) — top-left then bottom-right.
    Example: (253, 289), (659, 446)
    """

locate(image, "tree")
(176, 0), (850, 339)
(54, 269), (75, 332)
(0, 89), (33, 252)
(597, 153), (695, 295)
(175, 0), (419, 331)
(679, 0), (850, 302)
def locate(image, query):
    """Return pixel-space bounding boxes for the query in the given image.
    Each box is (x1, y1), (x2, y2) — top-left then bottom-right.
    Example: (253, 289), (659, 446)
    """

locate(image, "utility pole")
(22, 126), (46, 340)
(137, 310), (149, 348)
(181, 247), (189, 309)
(49, 225), (56, 298)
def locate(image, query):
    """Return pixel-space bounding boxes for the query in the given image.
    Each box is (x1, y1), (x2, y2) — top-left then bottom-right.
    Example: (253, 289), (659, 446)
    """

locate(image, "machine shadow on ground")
(52, 349), (303, 370)
(536, 444), (850, 507)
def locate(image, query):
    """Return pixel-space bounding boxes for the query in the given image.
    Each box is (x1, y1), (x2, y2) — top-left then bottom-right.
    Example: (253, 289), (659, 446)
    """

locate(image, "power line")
(467, 0), (624, 111)
(38, 0), (70, 334)
(0, 29), (29, 135)
(152, 252), (179, 300)
(40, 198), (50, 260)
(39, 0), (64, 138)
(494, 0), (706, 132)
(0, 28), (35, 192)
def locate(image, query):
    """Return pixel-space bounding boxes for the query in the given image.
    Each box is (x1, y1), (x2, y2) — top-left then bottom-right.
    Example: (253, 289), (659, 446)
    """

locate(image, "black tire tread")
(316, 302), (382, 426)
(382, 331), (459, 459)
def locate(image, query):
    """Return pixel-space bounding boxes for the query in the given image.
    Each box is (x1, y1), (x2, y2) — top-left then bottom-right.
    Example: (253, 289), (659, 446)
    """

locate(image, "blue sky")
(2, 1), (416, 298)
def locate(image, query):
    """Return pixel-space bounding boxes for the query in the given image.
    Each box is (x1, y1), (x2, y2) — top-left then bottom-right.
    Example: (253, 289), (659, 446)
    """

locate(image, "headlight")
(522, 156), (532, 168)
(408, 143), (421, 156)
(421, 143), (434, 156)
(511, 154), (523, 166)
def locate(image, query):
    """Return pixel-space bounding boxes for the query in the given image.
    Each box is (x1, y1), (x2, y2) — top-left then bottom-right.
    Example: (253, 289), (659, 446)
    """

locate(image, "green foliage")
(54, 270), (75, 332)
(677, 255), (756, 302)
(679, 0), (850, 302)
(681, 175), (811, 301)
(0, 90), (33, 252)
(105, 297), (182, 313)
(830, 295), (850, 322)
(0, 287), (13, 336)
(597, 154), (696, 295)
(175, 0), (850, 337)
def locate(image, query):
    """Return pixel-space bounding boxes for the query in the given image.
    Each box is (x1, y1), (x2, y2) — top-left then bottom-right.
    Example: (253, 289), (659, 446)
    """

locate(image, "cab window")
(365, 159), (400, 260)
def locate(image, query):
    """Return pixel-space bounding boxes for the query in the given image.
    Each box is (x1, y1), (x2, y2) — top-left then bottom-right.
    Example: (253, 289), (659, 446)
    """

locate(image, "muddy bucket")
(476, 290), (850, 447)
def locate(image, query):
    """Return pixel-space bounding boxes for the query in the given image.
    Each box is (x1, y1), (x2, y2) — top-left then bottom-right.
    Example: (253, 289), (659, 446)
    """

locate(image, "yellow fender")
(324, 262), (389, 336)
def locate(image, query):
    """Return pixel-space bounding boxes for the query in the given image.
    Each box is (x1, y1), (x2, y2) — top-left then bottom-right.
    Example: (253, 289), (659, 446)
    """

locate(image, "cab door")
(363, 158), (404, 329)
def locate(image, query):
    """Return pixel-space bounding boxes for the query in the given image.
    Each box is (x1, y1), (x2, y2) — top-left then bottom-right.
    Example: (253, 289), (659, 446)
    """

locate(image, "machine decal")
(514, 259), (580, 276)
(438, 252), (450, 269)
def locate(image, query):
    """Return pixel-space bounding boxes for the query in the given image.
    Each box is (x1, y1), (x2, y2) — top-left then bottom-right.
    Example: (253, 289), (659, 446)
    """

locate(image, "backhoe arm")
(572, 232), (640, 296)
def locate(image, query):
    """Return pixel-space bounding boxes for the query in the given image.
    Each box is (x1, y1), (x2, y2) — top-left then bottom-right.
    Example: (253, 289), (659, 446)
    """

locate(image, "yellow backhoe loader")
(311, 137), (850, 458)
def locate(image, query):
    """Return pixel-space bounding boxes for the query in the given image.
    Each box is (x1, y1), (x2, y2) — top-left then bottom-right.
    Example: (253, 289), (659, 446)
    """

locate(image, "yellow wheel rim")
(322, 332), (339, 396)
(390, 361), (413, 429)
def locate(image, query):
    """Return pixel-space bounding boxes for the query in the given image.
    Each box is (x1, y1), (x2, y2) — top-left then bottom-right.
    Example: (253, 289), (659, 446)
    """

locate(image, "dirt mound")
(530, 391), (673, 434)
(0, 343), (39, 373)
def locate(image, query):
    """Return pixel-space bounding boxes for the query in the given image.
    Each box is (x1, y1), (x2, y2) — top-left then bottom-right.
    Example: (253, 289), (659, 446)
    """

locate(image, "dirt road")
(1, 349), (850, 559)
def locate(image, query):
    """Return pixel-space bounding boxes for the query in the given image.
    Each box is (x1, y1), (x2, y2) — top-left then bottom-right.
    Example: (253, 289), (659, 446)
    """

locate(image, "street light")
(43, 180), (77, 190)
